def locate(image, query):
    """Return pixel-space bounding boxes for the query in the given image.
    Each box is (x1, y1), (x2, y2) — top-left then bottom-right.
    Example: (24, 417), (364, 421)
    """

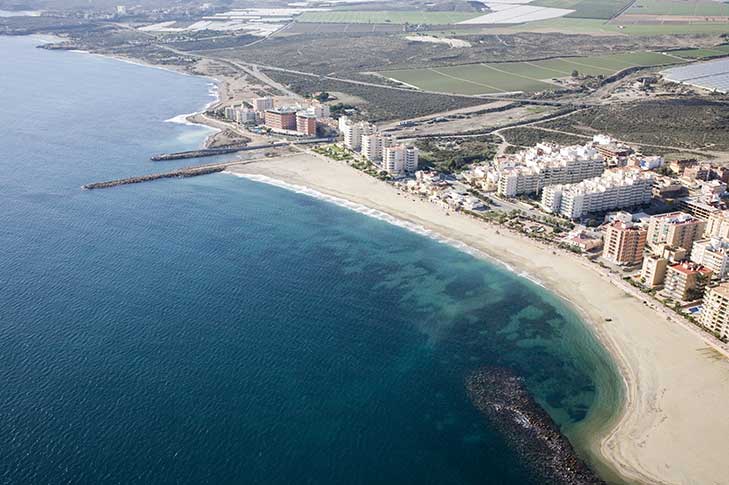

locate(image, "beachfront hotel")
(265, 107), (298, 131)
(496, 143), (605, 197)
(699, 283), (729, 340)
(540, 169), (653, 220)
(295, 111), (318, 136)
(663, 262), (713, 302)
(603, 221), (647, 265)
(646, 212), (706, 255)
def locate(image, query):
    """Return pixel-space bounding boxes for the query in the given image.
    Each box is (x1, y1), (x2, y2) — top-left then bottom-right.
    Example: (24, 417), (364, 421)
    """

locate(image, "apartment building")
(699, 283), (729, 340)
(382, 145), (419, 175)
(496, 143), (605, 197)
(362, 133), (391, 162)
(224, 105), (257, 124)
(690, 238), (729, 280)
(663, 262), (713, 301)
(254, 96), (274, 113)
(641, 254), (669, 288)
(676, 197), (720, 221)
(541, 169), (653, 220)
(646, 212), (705, 254)
(704, 210), (729, 239)
(339, 116), (375, 151)
(603, 221), (647, 265)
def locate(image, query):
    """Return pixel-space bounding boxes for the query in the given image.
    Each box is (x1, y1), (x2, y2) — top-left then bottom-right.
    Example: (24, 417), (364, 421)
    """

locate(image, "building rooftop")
(497, 141), (604, 173)
(266, 107), (298, 115)
(651, 211), (701, 225)
(708, 282), (729, 299)
(609, 220), (645, 231)
(547, 168), (653, 194)
(669, 261), (713, 276)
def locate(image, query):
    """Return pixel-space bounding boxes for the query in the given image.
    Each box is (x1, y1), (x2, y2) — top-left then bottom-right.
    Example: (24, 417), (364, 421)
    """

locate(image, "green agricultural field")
(379, 51), (684, 95)
(667, 45), (729, 58)
(626, 0), (729, 16)
(296, 11), (481, 25)
(532, 0), (632, 19)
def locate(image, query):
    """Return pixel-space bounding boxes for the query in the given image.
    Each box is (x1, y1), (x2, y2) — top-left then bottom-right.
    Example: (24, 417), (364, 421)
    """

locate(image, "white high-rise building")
(541, 169), (653, 220)
(691, 238), (729, 280)
(339, 117), (375, 151)
(382, 145), (418, 175)
(224, 105), (258, 124)
(404, 146), (419, 173)
(496, 143), (605, 197)
(361, 133), (384, 162)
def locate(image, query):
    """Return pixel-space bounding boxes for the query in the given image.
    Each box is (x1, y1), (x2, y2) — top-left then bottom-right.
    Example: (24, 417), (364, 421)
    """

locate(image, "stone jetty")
(466, 367), (605, 485)
(82, 163), (229, 190)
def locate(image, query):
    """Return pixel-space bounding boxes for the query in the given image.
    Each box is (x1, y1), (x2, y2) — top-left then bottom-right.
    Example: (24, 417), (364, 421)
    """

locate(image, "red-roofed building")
(663, 262), (713, 301)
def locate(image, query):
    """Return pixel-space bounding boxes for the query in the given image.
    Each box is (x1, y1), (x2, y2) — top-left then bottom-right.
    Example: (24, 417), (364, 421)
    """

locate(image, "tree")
(571, 70), (579, 78)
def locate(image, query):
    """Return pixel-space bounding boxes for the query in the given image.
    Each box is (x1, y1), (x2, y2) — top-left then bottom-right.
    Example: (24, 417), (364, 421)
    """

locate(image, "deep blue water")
(0, 36), (622, 484)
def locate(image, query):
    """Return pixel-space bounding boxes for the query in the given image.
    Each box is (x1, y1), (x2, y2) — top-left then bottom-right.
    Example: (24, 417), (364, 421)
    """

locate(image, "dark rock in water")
(466, 367), (605, 485)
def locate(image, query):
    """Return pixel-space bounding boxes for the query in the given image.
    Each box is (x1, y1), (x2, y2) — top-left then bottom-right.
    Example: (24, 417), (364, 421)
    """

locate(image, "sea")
(0, 35), (624, 484)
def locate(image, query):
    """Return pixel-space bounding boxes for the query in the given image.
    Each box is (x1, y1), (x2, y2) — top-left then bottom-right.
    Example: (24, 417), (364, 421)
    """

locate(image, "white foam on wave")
(204, 82), (220, 110)
(164, 112), (198, 125)
(224, 171), (549, 289)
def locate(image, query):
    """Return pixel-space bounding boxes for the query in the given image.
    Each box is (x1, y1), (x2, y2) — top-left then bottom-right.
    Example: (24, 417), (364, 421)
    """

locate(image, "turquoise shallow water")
(0, 36), (622, 484)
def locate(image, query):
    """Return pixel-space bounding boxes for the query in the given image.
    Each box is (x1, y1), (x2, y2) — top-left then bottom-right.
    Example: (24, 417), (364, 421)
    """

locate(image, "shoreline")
(41, 39), (233, 149)
(28, 34), (729, 484)
(226, 168), (627, 481)
(225, 152), (729, 485)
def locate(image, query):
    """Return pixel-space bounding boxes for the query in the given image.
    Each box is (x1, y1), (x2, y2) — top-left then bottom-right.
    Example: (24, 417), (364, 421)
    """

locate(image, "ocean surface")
(0, 35), (623, 484)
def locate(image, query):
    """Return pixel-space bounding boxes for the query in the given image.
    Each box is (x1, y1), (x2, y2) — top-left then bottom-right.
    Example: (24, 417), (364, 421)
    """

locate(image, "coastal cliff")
(466, 367), (605, 485)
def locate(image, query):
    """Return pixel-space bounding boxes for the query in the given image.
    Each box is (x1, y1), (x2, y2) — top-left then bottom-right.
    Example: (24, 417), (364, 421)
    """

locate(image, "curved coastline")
(28, 35), (729, 483)
(226, 167), (629, 482)
(224, 153), (729, 485)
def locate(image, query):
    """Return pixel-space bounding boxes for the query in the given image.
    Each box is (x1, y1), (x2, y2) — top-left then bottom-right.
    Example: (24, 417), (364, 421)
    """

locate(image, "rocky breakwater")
(466, 367), (605, 485)
(82, 164), (227, 190)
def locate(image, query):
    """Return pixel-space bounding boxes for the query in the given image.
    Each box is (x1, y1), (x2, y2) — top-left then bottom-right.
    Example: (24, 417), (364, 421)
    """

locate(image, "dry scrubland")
(260, 69), (485, 121)
(539, 98), (729, 151)
(208, 32), (697, 76)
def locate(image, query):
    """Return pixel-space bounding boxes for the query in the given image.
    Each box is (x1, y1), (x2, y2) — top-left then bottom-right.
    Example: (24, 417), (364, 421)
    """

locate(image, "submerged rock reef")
(466, 367), (605, 485)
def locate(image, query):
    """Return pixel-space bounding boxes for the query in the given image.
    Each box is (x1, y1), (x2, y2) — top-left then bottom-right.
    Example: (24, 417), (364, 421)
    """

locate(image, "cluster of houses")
(395, 171), (487, 212)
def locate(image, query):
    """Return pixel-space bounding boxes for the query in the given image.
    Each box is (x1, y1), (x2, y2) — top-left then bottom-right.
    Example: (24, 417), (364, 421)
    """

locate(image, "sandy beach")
(226, 152), (729, 485)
